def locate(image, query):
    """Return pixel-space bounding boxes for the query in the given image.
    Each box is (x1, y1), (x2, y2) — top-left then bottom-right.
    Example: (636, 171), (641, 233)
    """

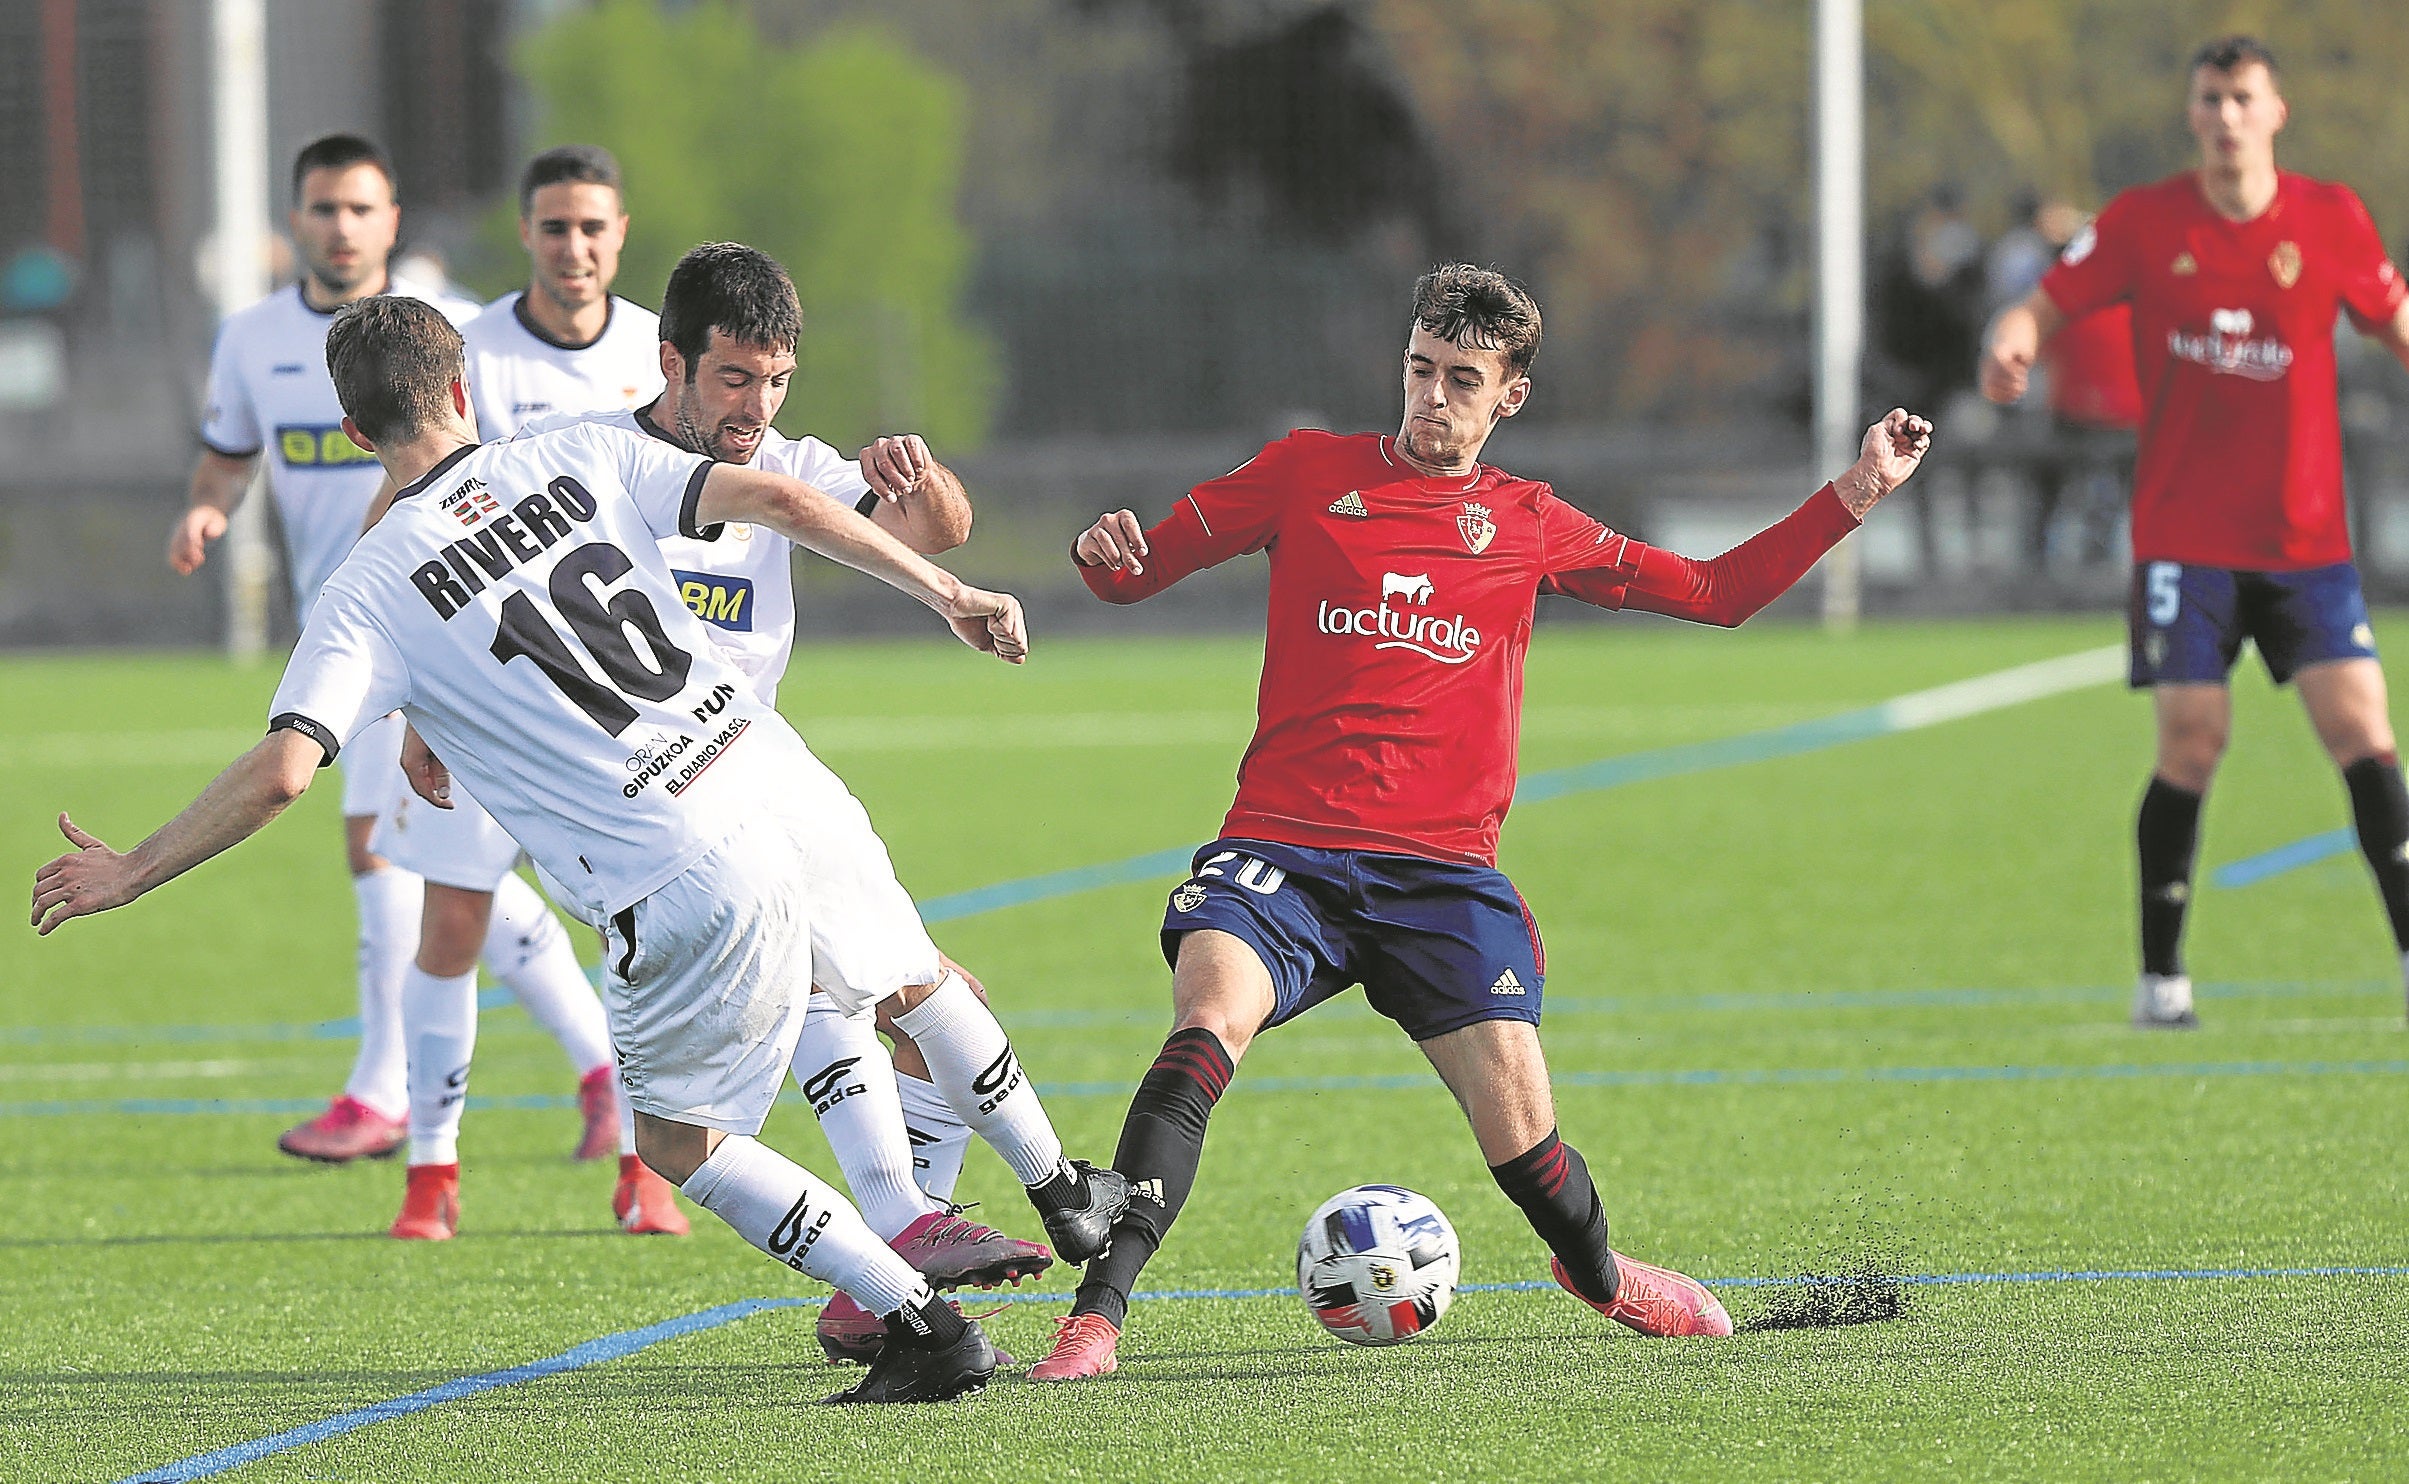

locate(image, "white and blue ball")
(1296, 1185), (1461, 1346)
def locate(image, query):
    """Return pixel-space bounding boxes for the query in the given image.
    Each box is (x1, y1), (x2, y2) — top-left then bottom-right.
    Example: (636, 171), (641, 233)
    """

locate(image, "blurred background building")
(3, 0), (2407, 645)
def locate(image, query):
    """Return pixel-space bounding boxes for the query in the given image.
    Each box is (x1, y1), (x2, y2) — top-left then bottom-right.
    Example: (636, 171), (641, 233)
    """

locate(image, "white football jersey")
(514, 408), (876, 705)
(200, 282), (480, 622)
(462, 293), (663, 439)
(268, 420), (815, 920)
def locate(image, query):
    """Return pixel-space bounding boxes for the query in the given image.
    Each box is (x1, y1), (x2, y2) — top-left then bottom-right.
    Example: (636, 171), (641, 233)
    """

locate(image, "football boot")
(894, 1206), (1053, 1289)
(611, 1156), (690, 1236)
(1554, 1253), (1732, 1337)
(277, 1095), (406, 1163)
(572, 1067), (619, 1161)
(1031, 1161), (1131, 1267)
(389, 1163), (461, 1241)
(1028, 1313), (1121, 1382)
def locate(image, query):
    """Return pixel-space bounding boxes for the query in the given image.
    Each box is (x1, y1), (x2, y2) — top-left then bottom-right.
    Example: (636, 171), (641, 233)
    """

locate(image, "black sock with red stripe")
(1070, 1027), (1234, 1327)
(2343, 752), (2409, 952)
(1491, 1129), (1619, 1305)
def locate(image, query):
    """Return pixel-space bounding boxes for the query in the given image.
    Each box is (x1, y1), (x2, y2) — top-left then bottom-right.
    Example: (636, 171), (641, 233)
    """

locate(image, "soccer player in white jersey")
(371, 147), (670, 1232)
(34, 296), (1129, 1403)
(514, 243), (1050, 1360)
(168, 135), (482, 1165)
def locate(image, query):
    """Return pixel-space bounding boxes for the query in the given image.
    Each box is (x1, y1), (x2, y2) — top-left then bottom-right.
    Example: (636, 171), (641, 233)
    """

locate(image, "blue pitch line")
(13, 649), (2114, 1052)
(113, 1262), (2409, 1484)
(2212, 828), (2355, 890)
(12, 975), (2389, 1051)
(15, 1056), (2408, 1121)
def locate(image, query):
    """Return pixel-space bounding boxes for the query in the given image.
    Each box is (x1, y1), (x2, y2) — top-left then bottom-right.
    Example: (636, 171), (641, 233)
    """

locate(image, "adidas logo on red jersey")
(1328, 491), (1369, 518)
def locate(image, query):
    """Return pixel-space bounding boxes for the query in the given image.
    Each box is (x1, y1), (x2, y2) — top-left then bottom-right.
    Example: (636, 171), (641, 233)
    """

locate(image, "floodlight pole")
(213, 0), (271, 661)
(1814, 0), (1865, 632)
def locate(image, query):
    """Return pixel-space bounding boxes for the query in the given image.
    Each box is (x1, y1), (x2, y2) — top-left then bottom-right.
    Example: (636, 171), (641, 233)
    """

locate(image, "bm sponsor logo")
(672, 570), (754, 631)
(275, 423), (376, 467)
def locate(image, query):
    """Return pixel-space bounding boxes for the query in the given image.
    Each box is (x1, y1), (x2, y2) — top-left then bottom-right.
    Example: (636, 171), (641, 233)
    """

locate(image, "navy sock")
(1490, 1130), (1618, 1305)
(2344, 753), (2409, 952)
(2137, 775), (2203, 977)
(1071, 1028), (1234, 1327)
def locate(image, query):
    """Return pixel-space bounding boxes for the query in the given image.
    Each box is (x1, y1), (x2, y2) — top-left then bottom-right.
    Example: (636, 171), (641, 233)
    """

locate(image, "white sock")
(890, 973), (1065, 1187)
(793, 996), (941, 1241)
(402, 964), (479, 1165)
(617, 1081), (638, 1158)
(896, 1071), (972, 1203)
(344, 864), (422, 1118)
(681, 1134), (931, 1315)
(484, 874), (612, 1076)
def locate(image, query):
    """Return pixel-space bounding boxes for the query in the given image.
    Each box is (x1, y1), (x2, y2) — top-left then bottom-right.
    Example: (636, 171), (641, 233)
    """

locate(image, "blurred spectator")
(1877, 184), (1986, 415)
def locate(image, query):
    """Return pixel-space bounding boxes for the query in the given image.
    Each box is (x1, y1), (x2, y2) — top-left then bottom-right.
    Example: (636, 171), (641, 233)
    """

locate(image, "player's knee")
(2156, 725), (2226, 790)
(632, 1114), (713, 1185)
(416, 888), (490, 978)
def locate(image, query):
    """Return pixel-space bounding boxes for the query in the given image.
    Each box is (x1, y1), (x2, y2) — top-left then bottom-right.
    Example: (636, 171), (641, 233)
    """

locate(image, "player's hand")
(1979, 322), (2038, 405)
(1835, 409), (1934, 517)
(167, 506), (228, 574)
(30, 815), (140, 935)
(1074, 510), (1149, 575)
(401, 725), (454, 809)
(939, 584), (1029, 664)
(860, 435), (931, 504)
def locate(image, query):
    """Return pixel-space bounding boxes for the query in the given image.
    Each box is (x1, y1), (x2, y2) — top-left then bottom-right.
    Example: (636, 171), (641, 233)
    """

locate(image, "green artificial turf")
(3, 617), (2404, 1482)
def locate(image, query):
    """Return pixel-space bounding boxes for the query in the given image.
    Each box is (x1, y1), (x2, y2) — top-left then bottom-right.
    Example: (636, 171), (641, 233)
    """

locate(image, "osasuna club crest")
(1457, 502), (1496, 555)
(1171, 881), (1208, 912)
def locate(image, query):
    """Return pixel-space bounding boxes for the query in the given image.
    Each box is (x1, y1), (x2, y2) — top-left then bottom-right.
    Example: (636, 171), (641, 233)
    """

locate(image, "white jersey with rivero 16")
(199, 283), (480, 623)
(513, 408), (878, 706)
(267, 420), (811, 921)
(463, 293), (663, 439)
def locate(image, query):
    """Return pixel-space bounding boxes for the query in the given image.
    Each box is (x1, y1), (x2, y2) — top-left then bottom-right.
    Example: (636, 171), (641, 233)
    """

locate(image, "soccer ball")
(1296, 1185), (1461, 1346)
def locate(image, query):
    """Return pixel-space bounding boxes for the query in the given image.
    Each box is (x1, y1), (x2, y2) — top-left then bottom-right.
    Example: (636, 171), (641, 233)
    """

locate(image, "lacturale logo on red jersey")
(2166, 307), (2293, 382)
(1317, 572), (1484, 665)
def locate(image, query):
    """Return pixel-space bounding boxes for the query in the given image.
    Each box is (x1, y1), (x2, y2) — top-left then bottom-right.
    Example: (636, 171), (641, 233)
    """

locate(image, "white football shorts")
(599, 764), (943, 1134)
(337, 712), (408, 819)
(375, 777), (524, 893)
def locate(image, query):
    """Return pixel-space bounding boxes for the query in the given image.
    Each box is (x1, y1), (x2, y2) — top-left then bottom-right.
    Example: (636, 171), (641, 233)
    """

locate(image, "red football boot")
(1028, 1313), (1120, 1381)
(893, 1207), (1053, 1290)
(611, 1155), (689, 1236)
(1554, 1252), (1733, 1337)
(573, 1067), (618, 1162)
(389, 1163), (460, 1240)
(277, 1095), (406, 1164)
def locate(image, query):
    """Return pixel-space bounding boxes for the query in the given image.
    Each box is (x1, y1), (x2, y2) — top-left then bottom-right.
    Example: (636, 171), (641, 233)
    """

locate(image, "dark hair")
(2190, 35), (2278, 79)
(324, 297), (465, 444)
(519, 144), (624, 215)
(1411, 264), (1543, 375)
(291, 134), (395, 203)
(659, 242), (803, 380)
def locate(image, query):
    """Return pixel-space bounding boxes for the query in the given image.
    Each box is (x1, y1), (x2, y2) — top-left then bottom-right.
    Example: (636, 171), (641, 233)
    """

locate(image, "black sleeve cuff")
(201, 434), (262, 459)
(677, 459), (723, 541)
(268, 713), (341, 767)
(855, 489), (882, 518)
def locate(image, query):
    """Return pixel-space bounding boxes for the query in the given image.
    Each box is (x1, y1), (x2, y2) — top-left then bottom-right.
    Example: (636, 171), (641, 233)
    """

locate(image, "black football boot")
(820, 1297), (997, 1405)
(1027, 1160), (1133, 1266)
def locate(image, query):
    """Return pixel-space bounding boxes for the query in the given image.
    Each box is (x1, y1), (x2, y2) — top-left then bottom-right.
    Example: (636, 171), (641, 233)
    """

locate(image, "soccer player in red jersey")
(1025, 264), (1933, 1379)
(1982, 36), (2409, 1028)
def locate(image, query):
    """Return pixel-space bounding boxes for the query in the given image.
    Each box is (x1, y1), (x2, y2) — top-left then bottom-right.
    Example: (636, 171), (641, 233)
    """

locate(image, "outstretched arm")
(695, 463), (1026, 663)
(858, 435), (975, 554)
(1552, 411), (1933, 627)
(30, 730), (325, 935)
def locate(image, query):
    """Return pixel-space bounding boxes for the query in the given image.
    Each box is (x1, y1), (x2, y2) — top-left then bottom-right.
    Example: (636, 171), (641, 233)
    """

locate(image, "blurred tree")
(1370, 0), (1811, 421)
(510, 0), (996, 449)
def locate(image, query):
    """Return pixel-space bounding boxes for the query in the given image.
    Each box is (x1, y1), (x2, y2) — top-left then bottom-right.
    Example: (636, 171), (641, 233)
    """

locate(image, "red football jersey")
(1078, 430), (1859, 865)
(2046, 305), (2142, 430)
(2041, 171), (2407, 568)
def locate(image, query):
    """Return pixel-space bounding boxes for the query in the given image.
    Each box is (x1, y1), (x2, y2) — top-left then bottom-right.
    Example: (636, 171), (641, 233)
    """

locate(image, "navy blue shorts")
(2128, 560), (2377, 688)
(1158, 837), (1545, 1043)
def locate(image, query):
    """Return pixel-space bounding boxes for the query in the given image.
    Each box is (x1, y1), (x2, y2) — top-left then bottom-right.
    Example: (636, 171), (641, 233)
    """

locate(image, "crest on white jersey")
(1457, 502), (1496, 555)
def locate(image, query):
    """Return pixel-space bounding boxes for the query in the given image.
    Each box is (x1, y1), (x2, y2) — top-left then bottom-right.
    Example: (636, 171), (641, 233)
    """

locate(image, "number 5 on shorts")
(2146, 562), (2182, 627)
